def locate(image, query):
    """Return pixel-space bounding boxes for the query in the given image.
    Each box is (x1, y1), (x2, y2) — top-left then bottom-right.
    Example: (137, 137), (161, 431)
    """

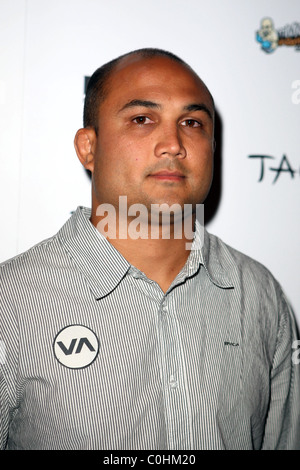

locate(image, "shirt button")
(169, 375), (178, 389)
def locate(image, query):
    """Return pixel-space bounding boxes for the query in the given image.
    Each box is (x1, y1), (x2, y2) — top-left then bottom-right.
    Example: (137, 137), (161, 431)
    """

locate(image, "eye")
(132, 116), (153, 125)
(181, 119), (202, 128)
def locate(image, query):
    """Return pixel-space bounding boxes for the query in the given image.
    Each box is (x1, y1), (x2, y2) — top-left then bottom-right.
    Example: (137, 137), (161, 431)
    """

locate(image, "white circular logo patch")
(53, 324), (99, 369)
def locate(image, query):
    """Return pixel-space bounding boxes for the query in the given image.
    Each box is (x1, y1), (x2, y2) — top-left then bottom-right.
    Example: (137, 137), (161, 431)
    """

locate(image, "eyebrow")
(118, 99), (213, 120)
(118, 99), (161, 112)
(183, 103), (213, 120)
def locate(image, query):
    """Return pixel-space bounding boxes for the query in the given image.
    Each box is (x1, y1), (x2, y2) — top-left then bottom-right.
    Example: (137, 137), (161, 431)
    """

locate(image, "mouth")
(148, 170), (186, 182)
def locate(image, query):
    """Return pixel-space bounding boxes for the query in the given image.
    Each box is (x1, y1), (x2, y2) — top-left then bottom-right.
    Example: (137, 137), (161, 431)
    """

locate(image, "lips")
(149, 170), (185, 181)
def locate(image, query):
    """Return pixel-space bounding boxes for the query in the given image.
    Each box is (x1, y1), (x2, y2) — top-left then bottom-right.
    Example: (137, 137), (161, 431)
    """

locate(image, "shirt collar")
(57, 207), (234, 299)
(174, 219), (234, 289)
(57, 206), (131, 299)
(196, 223), (234, 289)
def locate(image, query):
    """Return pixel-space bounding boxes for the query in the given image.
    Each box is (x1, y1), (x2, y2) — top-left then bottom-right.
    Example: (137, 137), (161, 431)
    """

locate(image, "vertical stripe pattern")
(0, 206), (299, 449)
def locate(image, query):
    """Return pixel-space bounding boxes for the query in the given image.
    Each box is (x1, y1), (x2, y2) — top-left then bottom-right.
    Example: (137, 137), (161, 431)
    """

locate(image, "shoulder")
(0, 234), (66, 288)
(206, 231), (298, 356)
(204, 231), (293, 327)
(206, 230), (281, 290)
(1, 235), (56, 267)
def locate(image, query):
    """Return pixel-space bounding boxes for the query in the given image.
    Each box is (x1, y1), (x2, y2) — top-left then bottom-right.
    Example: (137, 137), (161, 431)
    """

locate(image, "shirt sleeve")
(0, 269), (19, 450)
(0, 365), (10, 450)
(262, 290), (300, 449)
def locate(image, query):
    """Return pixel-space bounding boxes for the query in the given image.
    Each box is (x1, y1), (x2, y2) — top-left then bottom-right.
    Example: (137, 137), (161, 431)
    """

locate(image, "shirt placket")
(158, 293), (193, 450)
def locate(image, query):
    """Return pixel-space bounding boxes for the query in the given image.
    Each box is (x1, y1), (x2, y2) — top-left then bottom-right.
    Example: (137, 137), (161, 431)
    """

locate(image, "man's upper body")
(1, 205), (299, 450)
(1, 48), (300, 449)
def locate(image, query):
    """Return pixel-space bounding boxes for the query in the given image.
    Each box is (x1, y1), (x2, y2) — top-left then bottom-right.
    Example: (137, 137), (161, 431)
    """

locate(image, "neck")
(90, 206), (195, 293)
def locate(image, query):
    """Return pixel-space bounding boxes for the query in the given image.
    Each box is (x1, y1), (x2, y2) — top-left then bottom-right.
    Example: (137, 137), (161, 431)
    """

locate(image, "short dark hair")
(83, 48), (213, 132)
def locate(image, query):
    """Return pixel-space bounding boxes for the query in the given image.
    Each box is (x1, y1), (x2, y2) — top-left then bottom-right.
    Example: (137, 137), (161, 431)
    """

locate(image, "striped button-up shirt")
(1, 206), (299, 450)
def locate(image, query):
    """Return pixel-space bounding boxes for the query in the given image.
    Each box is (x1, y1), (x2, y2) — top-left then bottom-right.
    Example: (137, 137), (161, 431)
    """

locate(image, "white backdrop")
(1, 0), (299, 322)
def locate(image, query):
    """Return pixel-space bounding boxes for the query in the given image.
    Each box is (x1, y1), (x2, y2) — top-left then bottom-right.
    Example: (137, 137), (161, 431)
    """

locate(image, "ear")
(74, 128), (97, 173)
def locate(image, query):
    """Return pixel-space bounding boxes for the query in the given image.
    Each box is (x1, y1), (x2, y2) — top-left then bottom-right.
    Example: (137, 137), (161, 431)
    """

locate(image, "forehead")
(102, 55), (213, 111)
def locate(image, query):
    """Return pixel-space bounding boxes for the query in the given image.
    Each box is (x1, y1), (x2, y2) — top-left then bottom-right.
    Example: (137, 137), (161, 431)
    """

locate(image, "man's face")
(90, 55), (215, 215)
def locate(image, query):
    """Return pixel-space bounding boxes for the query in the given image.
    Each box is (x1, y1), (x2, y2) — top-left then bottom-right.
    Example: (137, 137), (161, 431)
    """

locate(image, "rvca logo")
(53, 325), (99, 369)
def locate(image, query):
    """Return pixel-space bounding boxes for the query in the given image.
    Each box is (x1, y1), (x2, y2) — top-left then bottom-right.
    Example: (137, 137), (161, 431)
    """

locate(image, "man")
(0, 48), (299, 450)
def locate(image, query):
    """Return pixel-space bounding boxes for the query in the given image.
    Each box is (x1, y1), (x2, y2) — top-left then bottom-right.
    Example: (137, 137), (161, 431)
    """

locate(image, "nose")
(154, 124), (186, 159)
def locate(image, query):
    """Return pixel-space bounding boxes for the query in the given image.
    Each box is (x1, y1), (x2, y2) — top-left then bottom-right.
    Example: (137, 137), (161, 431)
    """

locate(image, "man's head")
(74, 48), (215, 220)
(83, 48), (214, 134)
